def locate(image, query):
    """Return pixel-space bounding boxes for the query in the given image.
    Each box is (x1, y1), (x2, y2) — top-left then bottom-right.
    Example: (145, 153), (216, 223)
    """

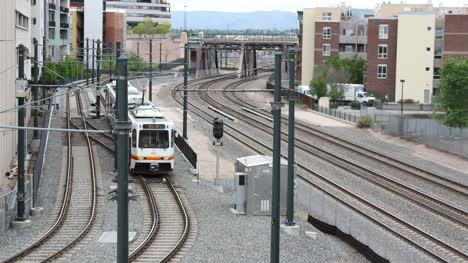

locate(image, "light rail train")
(102, 81), (175, 174)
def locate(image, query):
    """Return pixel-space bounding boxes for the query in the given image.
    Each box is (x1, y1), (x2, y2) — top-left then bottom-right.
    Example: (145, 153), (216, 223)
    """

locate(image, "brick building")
(366, 18), (398, 100)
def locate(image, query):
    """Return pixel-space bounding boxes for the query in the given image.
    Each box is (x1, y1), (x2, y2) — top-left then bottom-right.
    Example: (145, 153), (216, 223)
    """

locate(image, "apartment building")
(16, 0), (32, 79)
(70, 0), (127, 57)
(366, 17), (398, 100)
(0, 0), (18, 179)
(47, 0), (71, 60)
(299, 3), (468, 103)
(394, 13), (436, 103)
(105, 0), (171, 26)
(299, 7), (344, 85)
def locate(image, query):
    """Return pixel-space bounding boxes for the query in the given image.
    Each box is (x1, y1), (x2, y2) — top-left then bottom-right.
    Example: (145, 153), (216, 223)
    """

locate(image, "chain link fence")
(0, 180), (32, 234)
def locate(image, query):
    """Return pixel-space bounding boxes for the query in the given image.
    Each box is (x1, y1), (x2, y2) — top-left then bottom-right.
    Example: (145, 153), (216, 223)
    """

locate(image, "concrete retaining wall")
(296, 177), (437, 263)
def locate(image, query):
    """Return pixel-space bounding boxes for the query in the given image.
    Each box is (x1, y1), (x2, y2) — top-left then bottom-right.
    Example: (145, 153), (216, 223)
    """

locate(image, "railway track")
(215, 79), (468, 227)
(170, 76), (468, 262)
(2, 91), (98, 263)
(129, 176), (192, 263)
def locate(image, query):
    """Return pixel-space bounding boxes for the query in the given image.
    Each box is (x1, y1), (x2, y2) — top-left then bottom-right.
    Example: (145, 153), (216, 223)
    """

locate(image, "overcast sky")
(171, 0), (466, 12)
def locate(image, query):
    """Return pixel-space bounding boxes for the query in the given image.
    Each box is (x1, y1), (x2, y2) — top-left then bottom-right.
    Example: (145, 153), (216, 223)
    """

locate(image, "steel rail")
(159, 175), (191, 263)
(128, 176), (160, 261)
(41, 90), (98, 262)
(0, 92), (75, 263)
(170, 76), (468, 263)
(217, 80), (468, 227)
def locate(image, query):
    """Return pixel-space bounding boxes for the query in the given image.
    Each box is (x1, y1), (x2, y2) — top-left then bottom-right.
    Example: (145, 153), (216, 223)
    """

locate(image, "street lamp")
(400, 79), (405, 115)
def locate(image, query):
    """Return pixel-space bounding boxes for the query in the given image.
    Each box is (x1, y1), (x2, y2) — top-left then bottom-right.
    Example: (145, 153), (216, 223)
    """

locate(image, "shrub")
(397, 98), (418, 104)
(351, 100), (361, 110)
(356, 115), (372, 128)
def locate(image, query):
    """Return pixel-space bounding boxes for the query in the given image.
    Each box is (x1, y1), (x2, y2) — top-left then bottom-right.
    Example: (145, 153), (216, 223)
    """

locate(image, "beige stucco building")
(0, 0), (19, 185)
(375, 3), (433, 17)
(300, 7), (343, 86)
(395, 13), (436, 103)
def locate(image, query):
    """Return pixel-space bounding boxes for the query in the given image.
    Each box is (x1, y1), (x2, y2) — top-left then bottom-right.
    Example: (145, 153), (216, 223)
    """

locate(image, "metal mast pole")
(86, 38), (89, 86)
(33, 39), (39, 139)
(149, 38), (153, 101)
(114, 41), (121, 173)
(270, 51), (282, 263)
(183, 44), (189, 139)
(92, 39), (95, 84)
(286, 49), (296, 226)
(96, 40), (101, 118)
(42, 36), (47, 101)
(16, 45), (26, 221)
(116, 55), (130, 263)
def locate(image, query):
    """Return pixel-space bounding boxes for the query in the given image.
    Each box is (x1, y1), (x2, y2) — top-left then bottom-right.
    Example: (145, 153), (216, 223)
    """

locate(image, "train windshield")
(139, 130), (169, 149)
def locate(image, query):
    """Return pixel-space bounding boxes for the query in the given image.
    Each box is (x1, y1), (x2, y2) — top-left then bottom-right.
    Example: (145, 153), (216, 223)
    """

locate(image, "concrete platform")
(98, 231), (137, 243)
(11, 220), (32, 230)
(281, 224), (301, 236)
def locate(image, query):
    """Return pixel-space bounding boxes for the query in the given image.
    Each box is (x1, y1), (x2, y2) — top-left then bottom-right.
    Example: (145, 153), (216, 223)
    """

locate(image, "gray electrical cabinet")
(233, 155), (290, 216)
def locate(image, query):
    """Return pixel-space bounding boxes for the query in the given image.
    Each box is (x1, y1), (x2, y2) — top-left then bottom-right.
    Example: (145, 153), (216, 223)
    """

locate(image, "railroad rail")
(170, 76), (468, 262)
(2, 90), (98, 263)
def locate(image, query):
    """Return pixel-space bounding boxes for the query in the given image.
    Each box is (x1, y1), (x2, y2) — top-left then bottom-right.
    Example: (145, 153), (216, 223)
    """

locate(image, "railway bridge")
(187, 34), (297, 78)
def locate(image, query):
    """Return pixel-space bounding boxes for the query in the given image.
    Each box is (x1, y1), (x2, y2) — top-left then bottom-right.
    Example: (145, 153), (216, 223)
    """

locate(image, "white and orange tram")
(102, 81), (175, 174)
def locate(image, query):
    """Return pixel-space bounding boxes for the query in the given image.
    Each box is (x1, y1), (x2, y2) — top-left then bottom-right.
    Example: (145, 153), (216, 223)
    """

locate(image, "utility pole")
(116, 42), (121, 75)
(400, 79), (405, 115)
(116, 55), (130, 263)
(113, 41), (121, 173)
(42, 36), (47, 102)
(286, 49), (296, 226)
(270, 51), (282, 263)
(159, 41), (162, 69)
(33, 39), (39, 139)
(86, 38), (89, 86)
(183, 44), (189, 139)
(16, 45), (27, 222)
(92, 39), (95, 84)
(96, 40), (101, 118)
(149, 38), (153, 101)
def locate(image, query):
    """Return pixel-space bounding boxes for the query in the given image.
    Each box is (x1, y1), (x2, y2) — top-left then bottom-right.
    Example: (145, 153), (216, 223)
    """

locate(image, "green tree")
(435, 57), (468, 127)
(324, 55), (365, 84)
(153, 22), (171, 35)
(328, 83), (345, 101)
(41, 56), (58, 84)
(132, 18), (156, 35)
(310, 71), (328, 99)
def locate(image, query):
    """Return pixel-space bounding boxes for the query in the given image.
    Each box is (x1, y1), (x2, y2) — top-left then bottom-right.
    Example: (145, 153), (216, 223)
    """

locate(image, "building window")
(343, 29), (354, 36)
(416, 8), (424, 12)
(435, 28), (443, 39)
(426, 47), (431, 51)
(434, 68), (441, 79)
(323, 44), (331, 56)
(33, 18), (36, 25)
(434, 48), (442, 59)
(322, 12), (332, 21)
(427, 26), (431, 31)
(377, 64), (387, 79)
(404, 7), (411, 11)
(323, 27), (331, 39)
(379, 24), (388, 39)
(378, 44), (388, 59)
(426, 67), (430, 71)
(15, 11), (29, 30)
(49, 28), (55, 39)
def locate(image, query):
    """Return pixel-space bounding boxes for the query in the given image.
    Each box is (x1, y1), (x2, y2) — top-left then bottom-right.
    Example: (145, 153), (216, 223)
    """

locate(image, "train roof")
(129, 105), (173, 125)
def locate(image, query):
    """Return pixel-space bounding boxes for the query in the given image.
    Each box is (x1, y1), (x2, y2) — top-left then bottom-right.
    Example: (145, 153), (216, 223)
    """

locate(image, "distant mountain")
(171, 11), (298, 30)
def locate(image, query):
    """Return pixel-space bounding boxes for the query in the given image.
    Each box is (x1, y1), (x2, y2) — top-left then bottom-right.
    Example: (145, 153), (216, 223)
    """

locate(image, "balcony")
(49, 3), (56, 10)
(339, 35), (367, 44)
(339, 51), (367, 60)
(60, 6), (69, 13)
(49, 21), (56, 27)
(60, 23), (69, 29)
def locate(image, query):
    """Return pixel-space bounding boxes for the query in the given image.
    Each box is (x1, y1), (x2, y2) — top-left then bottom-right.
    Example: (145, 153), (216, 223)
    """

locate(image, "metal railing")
(199, 34), (298, 42)
(0, 180), (32, 234)
(315, 106), (361, 123)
